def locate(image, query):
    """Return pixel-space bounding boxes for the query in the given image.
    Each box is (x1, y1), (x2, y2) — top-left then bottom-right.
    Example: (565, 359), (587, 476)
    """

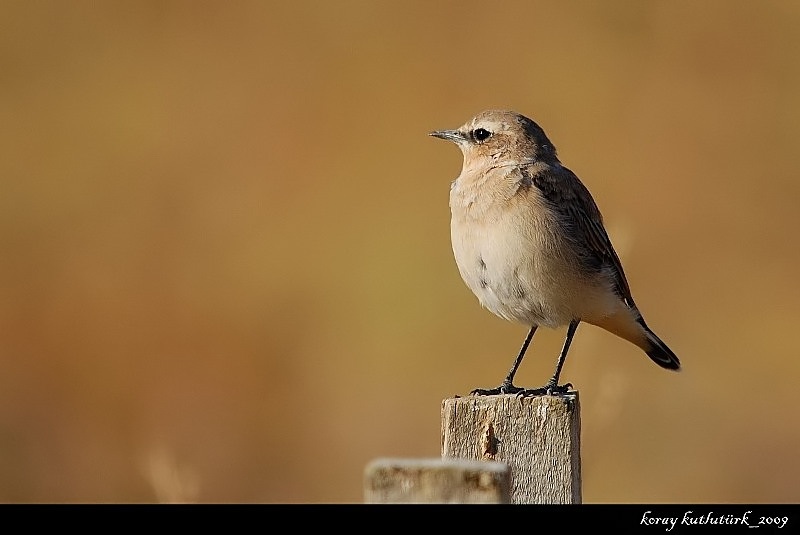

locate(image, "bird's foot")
(470, 380), (524, 396)
(471, 380), (573, 397)
(516, 381), (573, 397)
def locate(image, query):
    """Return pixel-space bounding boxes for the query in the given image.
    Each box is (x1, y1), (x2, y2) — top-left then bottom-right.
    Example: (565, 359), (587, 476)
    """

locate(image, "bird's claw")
(470, 381), (524, 396)
(516, 382), (573, 397)
(471, 381), (572, 397)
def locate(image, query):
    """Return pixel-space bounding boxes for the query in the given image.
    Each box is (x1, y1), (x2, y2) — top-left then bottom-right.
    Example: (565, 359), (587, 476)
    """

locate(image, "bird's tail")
(642, 323), (681, 371)
(587, 306), (681, 371)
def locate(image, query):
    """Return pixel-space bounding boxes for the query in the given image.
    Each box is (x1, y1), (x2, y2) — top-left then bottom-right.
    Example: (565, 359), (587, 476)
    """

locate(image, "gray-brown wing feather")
(519, 163), (636, 308)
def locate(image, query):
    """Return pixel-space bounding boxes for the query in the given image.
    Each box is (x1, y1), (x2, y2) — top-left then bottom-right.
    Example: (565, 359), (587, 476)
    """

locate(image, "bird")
(430, 110), (680, 396)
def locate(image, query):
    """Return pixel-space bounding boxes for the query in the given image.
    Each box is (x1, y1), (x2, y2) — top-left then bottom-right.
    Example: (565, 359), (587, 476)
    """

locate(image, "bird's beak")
(429, 129), (466, 143)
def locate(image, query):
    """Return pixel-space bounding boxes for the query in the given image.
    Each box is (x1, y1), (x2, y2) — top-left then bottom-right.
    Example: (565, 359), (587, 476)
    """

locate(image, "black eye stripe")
(472, 128), (491, 142)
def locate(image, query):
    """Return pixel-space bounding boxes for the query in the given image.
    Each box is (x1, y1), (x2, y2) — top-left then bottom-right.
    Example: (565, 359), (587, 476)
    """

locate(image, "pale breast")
(450, 176), (618, 327)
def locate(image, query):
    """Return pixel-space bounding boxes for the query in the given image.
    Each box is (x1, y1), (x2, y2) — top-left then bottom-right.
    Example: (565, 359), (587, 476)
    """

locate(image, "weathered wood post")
(441, 392), (581, 504)
(364, 458), (511, 504)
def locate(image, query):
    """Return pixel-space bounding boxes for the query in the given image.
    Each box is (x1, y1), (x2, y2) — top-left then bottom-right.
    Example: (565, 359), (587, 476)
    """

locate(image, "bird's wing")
(518, 162), (636, 308)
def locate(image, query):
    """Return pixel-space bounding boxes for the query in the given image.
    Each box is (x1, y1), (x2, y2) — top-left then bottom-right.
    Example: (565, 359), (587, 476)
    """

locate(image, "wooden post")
(441, 392), (581, 504)
(364, 458), (511, 503)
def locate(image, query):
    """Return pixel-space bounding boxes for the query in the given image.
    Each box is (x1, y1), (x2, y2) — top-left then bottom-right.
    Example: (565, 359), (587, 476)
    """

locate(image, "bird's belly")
(451, 216), (616, 327)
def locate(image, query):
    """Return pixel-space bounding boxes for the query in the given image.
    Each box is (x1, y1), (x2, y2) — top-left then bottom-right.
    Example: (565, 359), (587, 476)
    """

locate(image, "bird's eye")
(472, 128), (491, 142)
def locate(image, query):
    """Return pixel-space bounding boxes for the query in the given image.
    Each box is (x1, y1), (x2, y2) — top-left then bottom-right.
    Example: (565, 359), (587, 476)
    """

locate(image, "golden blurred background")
(1, 1), (799, 503)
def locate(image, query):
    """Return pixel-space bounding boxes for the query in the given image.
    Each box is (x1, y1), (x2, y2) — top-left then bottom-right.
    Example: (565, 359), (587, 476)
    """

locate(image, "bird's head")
(430, 110), (558, 167)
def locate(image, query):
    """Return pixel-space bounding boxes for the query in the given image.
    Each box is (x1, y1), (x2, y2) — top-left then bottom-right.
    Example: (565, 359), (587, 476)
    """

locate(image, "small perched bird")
(430, 110), (680, 396)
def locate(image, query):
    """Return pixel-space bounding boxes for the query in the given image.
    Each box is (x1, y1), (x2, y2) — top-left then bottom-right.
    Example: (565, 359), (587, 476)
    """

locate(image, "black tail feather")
(644, 327), (681, 370)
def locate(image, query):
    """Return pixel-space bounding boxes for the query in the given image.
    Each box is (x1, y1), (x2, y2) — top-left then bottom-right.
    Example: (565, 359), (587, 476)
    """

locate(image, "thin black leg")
(471, 325), (537, 396)
(518, 319), (579, 397)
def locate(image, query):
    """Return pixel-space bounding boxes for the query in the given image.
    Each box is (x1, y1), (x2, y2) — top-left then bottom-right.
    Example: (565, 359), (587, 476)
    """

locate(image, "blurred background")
(1, 0), (798, 503)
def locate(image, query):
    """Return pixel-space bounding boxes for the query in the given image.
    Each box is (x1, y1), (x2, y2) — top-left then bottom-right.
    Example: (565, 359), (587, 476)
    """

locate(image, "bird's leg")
(518, 320), (579, 397)
(471, 325), (537, 396)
